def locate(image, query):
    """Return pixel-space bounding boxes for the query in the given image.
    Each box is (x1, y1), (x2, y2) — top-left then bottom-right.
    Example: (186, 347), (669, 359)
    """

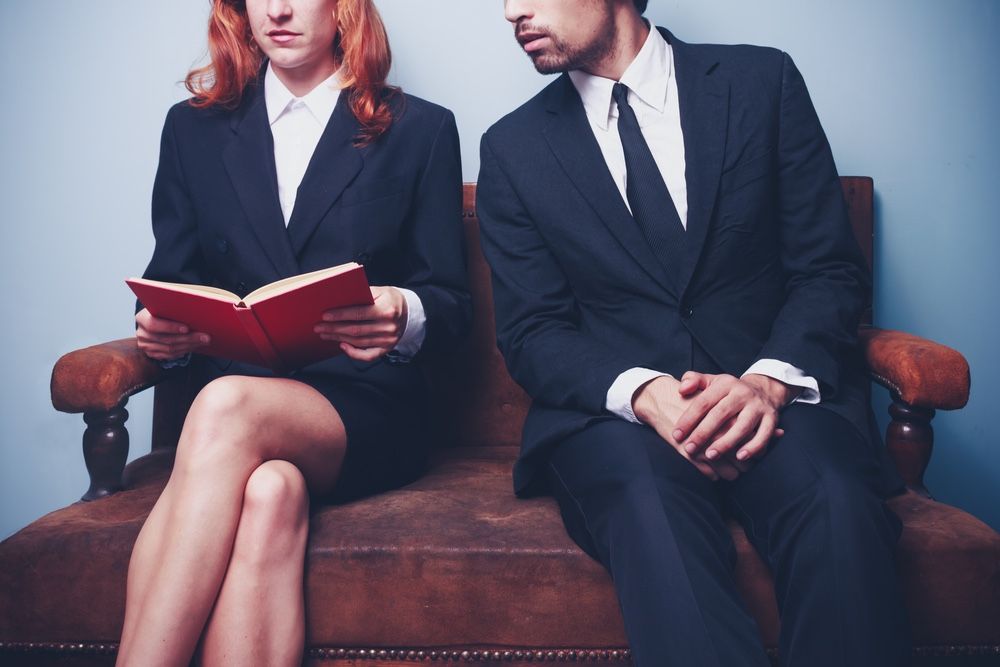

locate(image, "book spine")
(233, 305), (287, 374)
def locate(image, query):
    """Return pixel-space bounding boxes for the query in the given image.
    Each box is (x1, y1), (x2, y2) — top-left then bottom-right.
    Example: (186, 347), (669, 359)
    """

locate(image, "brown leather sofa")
(2, 180), (998, 666)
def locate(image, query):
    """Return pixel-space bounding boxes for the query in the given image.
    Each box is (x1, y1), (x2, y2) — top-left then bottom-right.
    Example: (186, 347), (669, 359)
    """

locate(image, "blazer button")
(216, 238), (229, 254)
(681, 305), (694, 320)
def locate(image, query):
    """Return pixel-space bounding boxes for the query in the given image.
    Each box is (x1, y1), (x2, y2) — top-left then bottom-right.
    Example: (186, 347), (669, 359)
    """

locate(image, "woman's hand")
(135, 308), (210, 361)
(315, 286), (408, 362)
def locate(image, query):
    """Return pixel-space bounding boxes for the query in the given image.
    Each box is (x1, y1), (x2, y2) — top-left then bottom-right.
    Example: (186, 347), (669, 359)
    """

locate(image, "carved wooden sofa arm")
(859, 326), (971, 496)
(51, 327), (972, 502)
(50, 338), (164, 501)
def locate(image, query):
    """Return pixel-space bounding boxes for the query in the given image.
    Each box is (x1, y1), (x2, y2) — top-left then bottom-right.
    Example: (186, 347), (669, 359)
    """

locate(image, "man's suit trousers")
(547, 404), (910, 667)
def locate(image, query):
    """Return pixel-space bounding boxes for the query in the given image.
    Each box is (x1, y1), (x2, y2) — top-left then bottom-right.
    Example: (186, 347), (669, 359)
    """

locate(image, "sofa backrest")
(153, 178), (874, 452)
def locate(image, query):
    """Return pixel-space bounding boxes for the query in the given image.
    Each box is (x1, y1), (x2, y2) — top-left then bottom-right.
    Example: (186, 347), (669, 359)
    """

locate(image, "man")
(476, 1), (910, 665)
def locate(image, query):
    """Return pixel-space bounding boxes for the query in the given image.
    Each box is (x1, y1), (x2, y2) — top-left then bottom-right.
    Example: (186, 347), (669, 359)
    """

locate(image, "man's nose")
(504, 0), (533, 24)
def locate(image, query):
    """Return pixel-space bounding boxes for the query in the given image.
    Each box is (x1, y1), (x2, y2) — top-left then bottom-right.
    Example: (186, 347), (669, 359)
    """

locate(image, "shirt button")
(681, 305), (694, 320)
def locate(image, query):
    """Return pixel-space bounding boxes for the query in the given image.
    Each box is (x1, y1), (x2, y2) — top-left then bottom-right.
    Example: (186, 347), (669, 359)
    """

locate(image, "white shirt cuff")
(392, 288), (426, 358)
(606, 367), (672, 423)
(742, 359), (820, 405)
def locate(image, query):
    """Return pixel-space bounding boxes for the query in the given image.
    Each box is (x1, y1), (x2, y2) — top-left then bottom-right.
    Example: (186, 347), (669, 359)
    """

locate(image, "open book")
(127, 263), (373, 373)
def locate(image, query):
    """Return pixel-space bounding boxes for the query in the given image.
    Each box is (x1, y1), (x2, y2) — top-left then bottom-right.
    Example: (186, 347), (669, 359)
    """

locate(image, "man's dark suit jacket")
(140, 76), (471, 393)
(477, 28), (880, 496)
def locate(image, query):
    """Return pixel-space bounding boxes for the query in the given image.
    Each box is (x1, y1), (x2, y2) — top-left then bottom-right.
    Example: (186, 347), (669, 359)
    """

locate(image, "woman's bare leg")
(196, 460), (310, 667)
(116, 376), (347, 667)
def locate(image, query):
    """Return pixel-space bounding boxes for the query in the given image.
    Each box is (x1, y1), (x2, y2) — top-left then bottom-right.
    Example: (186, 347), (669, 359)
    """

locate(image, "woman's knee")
(188, 376), (259, 428)
(175, 377), (265, 467)
(239, 461), (310, 547)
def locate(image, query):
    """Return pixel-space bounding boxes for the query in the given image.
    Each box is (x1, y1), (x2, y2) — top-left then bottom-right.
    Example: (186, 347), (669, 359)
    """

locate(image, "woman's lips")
(268, 30), (300, 45)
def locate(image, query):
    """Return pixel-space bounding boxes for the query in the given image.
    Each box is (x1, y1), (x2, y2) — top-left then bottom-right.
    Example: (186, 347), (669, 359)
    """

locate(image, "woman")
(118, 0), (469, 664)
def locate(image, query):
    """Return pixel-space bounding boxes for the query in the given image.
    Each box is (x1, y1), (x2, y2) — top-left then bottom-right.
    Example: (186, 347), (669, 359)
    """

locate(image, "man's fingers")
(707, 457), (741, 481)
(735, 413), (779, 462)
(704, 409), (760, 460)
(677, 371), (708, 397)
(672, 376), (739, 441)
(672, 387), (723, 442)
(683, 395), (741, 457)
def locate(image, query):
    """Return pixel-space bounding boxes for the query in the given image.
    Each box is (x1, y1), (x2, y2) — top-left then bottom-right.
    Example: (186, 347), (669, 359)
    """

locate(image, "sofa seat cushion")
(2, 447), (999, 652)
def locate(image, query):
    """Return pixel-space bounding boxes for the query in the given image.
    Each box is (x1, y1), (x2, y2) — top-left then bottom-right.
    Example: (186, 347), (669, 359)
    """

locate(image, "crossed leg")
(116, 375), (348, 667)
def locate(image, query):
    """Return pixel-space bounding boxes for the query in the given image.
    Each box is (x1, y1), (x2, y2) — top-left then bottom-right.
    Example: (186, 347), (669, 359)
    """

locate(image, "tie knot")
(612, 82), (630, 107)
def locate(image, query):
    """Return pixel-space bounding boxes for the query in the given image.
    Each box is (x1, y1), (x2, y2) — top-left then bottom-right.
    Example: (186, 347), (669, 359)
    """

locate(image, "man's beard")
(520, 25), (617, 75)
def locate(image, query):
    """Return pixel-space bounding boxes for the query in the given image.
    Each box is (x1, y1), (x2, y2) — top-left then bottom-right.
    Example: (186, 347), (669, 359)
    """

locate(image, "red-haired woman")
(117, 1), (469, 664)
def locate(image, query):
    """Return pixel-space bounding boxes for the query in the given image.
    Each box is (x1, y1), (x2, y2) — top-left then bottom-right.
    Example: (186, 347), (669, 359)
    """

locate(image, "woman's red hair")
(185, 0), (397, 145)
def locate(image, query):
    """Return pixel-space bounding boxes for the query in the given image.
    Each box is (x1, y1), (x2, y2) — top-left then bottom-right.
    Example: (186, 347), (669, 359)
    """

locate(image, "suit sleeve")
(397, 109), (472, 357)
(754, 53), (871, 396)
(478, 134), (637, 414)
(138, 106), (208, 309)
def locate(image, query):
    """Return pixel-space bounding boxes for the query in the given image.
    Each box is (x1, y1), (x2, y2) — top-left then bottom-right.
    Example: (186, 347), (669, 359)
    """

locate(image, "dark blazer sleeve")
(754, 53), (870, 395)
(398, 110), (471, 357)
(140, 106), (208, 297)
(478, 135), (636, 415)
(133, 106), (206, 371)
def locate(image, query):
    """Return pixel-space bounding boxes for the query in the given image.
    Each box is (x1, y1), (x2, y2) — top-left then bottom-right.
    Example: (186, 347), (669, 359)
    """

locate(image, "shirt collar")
(569, 26), (671, 131)
(264, 61), (342, 126)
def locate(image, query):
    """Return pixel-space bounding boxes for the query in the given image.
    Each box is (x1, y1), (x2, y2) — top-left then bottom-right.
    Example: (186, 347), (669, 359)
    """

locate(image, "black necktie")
(612, 82), (685, 278)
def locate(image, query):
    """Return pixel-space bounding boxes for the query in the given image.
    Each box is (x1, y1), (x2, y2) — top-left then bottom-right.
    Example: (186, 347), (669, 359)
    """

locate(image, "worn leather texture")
(860, 327), (971, 409)
(50, 339), (163, 414)
(2, 447), (999, 657)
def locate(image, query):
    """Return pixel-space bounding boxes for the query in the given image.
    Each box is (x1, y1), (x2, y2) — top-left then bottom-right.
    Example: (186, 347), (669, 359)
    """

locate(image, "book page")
(127, 278), (241, 303)
(243, 262), (361, 305)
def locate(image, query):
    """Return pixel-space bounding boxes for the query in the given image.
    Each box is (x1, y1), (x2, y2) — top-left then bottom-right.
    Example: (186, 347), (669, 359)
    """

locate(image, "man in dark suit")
(477, 1), (909, 665)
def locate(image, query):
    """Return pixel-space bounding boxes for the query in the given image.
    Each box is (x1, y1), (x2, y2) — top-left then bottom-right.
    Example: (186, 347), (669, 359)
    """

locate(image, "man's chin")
(529, 54), (568, 75)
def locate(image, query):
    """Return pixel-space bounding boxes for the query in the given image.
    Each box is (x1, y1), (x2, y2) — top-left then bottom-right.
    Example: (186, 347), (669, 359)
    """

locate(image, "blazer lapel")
(286, 90), (363, 257)
(222, 84), (300, 277)
(661, 28), (731, 296)
(543, 75), (677, 297)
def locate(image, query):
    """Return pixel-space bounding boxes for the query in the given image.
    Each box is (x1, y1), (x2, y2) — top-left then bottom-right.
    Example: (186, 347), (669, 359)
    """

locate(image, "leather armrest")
(51, 337), (165, 413)
(859, 327), (970, 410)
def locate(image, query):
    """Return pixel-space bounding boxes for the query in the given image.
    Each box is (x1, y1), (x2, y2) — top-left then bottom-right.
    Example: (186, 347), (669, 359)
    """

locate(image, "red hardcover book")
(127, 263), (373, 373)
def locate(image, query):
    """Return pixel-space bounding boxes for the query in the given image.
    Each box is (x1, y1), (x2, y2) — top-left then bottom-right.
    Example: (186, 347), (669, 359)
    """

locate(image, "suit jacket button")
(216, 238), (229, 254)
(681, 306), (694, 320)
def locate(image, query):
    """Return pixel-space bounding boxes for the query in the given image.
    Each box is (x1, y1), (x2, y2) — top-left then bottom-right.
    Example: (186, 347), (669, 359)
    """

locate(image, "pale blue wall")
(2, 0), (997, 539)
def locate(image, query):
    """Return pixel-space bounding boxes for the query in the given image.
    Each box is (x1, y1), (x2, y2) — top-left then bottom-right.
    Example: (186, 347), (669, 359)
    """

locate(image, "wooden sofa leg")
(886, 396), (934, 498)
(81, 405), (129, 501)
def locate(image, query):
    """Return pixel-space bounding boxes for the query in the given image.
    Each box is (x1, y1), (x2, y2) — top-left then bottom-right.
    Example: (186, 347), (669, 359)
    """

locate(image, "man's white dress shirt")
(568, 29), (819, 423)
(264, 64), (425, 357)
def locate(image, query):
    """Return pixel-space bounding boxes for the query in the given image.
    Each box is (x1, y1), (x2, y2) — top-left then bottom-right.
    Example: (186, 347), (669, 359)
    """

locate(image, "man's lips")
(517, 32), (550, 53)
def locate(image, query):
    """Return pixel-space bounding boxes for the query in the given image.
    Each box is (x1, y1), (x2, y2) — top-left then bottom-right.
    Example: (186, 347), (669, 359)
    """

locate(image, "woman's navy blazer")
(140, 78), (471, 390)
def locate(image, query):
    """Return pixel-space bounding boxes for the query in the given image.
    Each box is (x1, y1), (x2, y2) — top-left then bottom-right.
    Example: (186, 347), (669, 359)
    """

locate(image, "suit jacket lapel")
(543, 75), (677, 296)
(662, 28), (730, 296)
(222, 83), (300, 278)
(286, 90), (363, 257)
